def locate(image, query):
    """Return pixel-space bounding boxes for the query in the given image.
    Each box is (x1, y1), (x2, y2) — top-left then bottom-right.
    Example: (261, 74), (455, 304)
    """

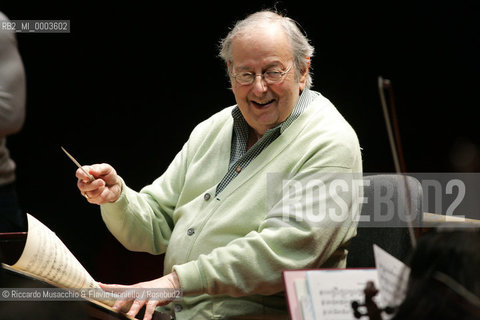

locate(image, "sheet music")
(283, 270), (309, 320)
(5, 214), (136, 311)
(306, 269), (379, 320)
(11, 214), (100, 290)
(373, 244), (410, 307)
(294, 278), (315, 320)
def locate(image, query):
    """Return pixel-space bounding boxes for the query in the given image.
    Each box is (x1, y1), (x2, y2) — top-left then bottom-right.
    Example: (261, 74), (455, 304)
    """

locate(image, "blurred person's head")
(393, 228), (480, 320)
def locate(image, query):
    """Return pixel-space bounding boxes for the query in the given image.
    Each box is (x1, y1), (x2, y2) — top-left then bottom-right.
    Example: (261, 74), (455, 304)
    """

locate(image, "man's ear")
(299, 57), (310, 90)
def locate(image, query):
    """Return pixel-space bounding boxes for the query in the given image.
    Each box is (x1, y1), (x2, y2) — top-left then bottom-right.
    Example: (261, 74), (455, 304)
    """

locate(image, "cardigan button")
(187, 228), (195, 236)
(235, 166), (242, 173)
(204, 193), (211, 201)
(174, 304), (183, 312)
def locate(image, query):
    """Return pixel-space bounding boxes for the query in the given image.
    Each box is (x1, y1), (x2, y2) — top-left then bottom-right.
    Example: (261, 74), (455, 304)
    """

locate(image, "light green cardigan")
(101, 91), (363, 319)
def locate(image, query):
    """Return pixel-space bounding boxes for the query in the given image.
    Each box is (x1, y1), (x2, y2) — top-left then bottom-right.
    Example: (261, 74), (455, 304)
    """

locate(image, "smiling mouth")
(251, 99), (275, 108)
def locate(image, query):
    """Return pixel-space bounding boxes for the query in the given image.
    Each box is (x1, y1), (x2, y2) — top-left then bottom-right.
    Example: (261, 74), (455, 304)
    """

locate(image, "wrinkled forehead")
(230, 24), (292, 66)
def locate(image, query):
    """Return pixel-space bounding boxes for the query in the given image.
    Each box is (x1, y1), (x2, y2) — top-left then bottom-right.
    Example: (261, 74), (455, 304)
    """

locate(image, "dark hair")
(393, 229), (480, 320)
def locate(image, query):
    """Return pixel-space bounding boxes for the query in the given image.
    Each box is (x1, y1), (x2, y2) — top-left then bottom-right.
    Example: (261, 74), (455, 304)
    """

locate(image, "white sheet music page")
(373, 244), (410, 308)
(305, 269), (379, 320)
(294, 278), (315, 320)
(7, 213), (133, 311)
(11, 213), (100, 290)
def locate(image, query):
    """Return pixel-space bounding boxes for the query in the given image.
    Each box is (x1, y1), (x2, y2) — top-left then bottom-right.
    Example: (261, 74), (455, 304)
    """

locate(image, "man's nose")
(251, 74), (268, 94)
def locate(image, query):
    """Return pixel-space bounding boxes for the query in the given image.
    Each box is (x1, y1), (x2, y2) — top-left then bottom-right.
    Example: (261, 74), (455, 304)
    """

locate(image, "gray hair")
(219, 10), (314, 89)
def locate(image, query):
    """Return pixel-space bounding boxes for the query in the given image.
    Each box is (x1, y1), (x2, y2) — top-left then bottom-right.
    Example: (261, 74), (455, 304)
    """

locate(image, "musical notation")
(305, 269), (380, 320)
(11, 214), (99, 290)
(373, 244), (410, 307)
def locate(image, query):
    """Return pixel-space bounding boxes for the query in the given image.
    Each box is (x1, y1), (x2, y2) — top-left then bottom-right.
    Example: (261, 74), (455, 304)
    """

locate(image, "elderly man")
(77, 10), (362, 320)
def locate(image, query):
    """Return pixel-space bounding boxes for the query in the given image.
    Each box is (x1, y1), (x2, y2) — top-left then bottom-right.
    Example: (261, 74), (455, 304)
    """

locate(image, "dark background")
(2, 1), (479, 284)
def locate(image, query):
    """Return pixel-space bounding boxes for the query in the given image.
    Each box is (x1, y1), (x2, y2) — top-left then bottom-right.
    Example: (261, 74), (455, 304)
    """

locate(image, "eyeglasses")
(230, 64), (293, 86)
